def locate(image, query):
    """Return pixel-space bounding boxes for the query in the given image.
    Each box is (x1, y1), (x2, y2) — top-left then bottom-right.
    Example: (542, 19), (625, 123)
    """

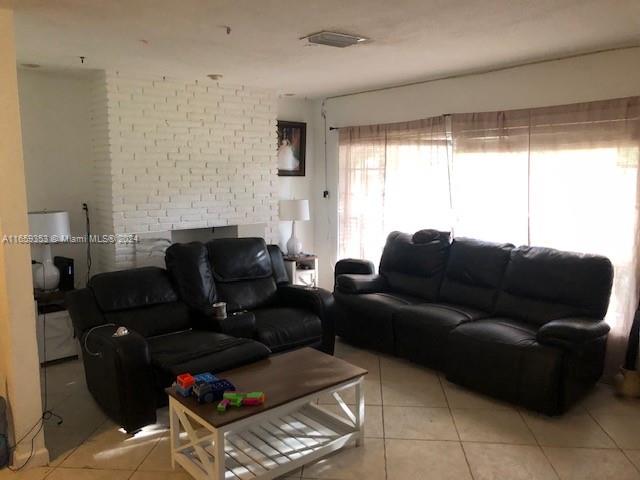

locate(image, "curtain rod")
(323, 44), (640, 106)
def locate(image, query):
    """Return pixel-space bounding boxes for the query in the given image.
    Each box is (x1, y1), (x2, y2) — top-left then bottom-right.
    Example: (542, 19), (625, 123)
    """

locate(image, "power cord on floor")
(7, 262), (64, 471)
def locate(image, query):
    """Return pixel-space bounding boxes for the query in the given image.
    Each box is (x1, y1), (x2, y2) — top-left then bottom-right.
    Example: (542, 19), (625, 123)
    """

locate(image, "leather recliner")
(165, 237), (336, 354)
(67, 267), (271, 432)
(334, 229), (613, 415)
(68, 238), (336, 432)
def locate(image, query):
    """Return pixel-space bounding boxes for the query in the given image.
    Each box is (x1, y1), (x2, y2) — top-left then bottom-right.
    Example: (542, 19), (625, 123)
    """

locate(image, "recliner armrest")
(335, 274), (387, 294)
(537, 317), (610, 350)
(334, 258), (375, 277)
(277, 284), (336, 354)
(82, 325), (156, 432)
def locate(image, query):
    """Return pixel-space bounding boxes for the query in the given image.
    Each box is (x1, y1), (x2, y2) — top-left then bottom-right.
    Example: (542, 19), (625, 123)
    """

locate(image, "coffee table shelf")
(167, 348), (368, 480)
(173, 402), (360, 480)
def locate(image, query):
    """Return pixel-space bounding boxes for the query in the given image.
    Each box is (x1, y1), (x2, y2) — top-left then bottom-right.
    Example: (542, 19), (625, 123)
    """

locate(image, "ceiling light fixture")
(207, 74), (223, 80)
(21, 63), (41, 69)
(301, 31), (369, 48)
(283, 93), (295, 97)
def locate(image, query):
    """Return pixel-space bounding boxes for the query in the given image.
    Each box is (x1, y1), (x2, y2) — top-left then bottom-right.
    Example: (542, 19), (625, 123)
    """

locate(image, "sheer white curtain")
(451, 111), (531, 245)
(527, 98), (640, 375)
(338, 118), (450, 267)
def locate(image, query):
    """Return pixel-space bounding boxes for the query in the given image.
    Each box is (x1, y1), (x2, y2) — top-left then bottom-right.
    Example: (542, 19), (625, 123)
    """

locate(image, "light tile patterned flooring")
(3, 339), (640, 479)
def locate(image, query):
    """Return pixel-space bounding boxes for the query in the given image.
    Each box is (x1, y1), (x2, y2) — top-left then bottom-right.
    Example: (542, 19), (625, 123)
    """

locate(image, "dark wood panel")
(166, 348), (367, 428)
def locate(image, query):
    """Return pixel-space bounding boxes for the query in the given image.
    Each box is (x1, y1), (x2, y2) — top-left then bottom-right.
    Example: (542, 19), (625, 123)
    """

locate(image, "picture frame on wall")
(277, 120), (306, 177)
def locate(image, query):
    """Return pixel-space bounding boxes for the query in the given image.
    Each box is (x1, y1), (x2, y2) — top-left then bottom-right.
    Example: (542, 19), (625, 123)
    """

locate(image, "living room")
(1, 1), (640, 479)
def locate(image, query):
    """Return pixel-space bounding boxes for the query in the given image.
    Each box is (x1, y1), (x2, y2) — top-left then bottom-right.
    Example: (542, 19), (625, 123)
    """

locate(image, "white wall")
(0, 7), (48, 467)
(276, 97), (316, 255)
(18, 69), (94, 287)
(314, 47), (640, 288)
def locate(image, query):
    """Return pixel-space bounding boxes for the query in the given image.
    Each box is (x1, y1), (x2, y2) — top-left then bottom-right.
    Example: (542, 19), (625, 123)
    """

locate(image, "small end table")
(283, 254), (318, 287)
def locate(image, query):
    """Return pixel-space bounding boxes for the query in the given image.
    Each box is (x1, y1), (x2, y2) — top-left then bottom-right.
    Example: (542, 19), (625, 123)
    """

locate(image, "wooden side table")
(283, 254), (318, 287)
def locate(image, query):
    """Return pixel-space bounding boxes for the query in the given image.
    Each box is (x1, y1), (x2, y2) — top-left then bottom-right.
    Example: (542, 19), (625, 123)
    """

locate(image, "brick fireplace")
(89, 71), (279, 272)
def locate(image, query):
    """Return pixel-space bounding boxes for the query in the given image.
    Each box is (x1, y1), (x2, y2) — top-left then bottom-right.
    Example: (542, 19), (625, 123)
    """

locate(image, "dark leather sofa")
(334, 230), (613, 415)
(67, 238), (335, 432)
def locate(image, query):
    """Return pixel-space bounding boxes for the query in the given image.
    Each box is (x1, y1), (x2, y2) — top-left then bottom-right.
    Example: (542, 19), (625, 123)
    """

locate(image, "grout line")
(437, 372), (475, 479)
(585, 408), (640, 474)
(517, 410), (561, 480)
(586, 409), (620, 449)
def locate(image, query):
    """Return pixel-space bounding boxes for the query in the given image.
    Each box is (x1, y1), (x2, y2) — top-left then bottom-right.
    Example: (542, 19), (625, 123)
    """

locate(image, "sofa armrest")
(334, 258), (375, 277)
(278, 285), (336, 355)
(82, 325), (156, 432)
(335, 274), (387, 294)
(537, 318), (610, 350)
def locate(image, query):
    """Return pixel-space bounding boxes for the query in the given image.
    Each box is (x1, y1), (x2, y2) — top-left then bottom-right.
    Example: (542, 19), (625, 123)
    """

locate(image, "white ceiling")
(12, 0), (640, 98)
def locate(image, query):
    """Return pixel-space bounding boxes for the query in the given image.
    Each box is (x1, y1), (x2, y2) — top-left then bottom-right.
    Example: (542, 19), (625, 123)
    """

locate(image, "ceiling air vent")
(302, 31), (368, 48)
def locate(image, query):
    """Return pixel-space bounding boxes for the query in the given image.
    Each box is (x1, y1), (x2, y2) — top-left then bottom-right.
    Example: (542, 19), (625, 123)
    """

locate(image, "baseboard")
(11, 445), (49, 469)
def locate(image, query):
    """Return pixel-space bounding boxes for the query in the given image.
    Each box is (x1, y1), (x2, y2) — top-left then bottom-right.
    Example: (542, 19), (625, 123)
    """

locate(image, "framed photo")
(277, 121), (306, 176)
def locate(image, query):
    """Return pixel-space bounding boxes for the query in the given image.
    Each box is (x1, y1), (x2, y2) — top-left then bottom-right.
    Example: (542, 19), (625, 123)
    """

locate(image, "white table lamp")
(279, 199), (310, 256)
(28, 210), (70, 290)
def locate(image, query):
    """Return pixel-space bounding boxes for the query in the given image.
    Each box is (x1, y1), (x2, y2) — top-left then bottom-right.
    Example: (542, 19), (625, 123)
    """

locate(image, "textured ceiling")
(12, 0), (640, 98)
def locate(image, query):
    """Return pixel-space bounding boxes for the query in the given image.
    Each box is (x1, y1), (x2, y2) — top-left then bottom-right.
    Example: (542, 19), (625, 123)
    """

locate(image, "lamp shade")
(279, 199), (310, 221)
(28, 211), (70, 243)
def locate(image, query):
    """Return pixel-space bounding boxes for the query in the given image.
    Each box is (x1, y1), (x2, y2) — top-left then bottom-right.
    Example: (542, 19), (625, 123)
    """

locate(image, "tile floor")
(2, 339), (640, 479)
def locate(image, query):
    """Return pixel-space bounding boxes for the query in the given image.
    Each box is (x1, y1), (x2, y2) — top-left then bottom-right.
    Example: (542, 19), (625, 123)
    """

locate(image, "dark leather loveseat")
(68, 238), (335, 432)
(334, 230), (613, 415)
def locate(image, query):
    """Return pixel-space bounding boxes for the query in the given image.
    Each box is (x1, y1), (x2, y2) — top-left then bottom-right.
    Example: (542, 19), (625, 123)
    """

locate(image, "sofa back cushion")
(206, 238), (278, 311)
(495, 246), (614, 326)
(89, 267), (178, 311)
(379, 230), (451, 301)
(165, 242), (217, 315)
(88, 267), (191, 337)
(439, 238), (514, 312)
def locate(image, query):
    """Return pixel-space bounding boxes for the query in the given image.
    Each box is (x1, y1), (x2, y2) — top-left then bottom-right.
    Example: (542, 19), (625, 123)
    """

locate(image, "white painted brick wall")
(89, 71), (279, 271)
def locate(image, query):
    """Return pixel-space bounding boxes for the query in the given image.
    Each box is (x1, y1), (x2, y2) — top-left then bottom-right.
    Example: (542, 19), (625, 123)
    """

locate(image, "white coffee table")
(167, 348), (367, 480)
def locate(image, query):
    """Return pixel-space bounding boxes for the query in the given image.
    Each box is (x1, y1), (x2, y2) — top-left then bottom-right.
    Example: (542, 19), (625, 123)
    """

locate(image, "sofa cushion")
(495, 246), (613, 326)
(89, 267), (178, 312)
(165, 242), (217, 315)
(334, 291), (424, 353)
(207, 238), (272, 282)
(104, 301), (192, 338)
(252, 307), (322, 353)
(206, 238), (279, 311)
(439, 238), (513, 311)
(267, 245), (290, 285)
(215, 278), (278, 312)
(379, 230), (451, 301)
(148, 330), (270, 385)
(446, 318), (565, 414)
(394, 303), (489, 369)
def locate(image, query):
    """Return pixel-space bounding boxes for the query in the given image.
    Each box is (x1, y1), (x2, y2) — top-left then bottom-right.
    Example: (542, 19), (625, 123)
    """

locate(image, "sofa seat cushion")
(446, 318), (565, 414)
(334, 291), (424, 353)
(253, 307), (323, 353)
(394, 303), (489, 369)
(148, 330), (270, 386)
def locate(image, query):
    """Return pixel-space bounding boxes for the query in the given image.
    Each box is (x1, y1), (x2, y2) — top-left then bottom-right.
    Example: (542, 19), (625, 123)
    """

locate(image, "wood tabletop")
(166, 347), (367, 428)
